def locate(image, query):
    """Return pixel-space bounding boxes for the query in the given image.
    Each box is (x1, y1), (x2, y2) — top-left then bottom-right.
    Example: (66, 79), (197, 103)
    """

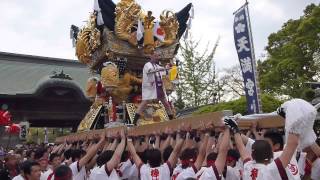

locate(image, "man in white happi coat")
(133, 52), (174, 125)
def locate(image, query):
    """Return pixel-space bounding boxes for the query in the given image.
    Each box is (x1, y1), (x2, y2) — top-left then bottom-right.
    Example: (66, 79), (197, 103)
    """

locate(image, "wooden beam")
(55, 111), (285, 143)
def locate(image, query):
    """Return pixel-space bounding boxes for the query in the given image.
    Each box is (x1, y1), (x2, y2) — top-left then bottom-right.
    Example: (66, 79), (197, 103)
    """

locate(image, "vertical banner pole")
(233, 2), (262, 114)
(44, 127), (48, 144)
(245, 4), (262, 113)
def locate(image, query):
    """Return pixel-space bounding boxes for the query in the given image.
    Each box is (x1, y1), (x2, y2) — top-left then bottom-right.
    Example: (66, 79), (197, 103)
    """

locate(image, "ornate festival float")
(56, 0), (285, 142)
(74, 0), (192, 129)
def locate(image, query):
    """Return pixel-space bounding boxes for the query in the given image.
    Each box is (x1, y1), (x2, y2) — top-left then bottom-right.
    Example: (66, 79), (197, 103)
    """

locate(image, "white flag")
(93, 0), (104, 25)
(153, 21), (165, 42)
(137, 19), (144, 41)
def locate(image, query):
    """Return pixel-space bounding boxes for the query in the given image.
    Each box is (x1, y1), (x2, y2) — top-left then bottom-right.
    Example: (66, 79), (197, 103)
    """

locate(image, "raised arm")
(203, 136), (216, 166)
(246, 130), (251, 138)
(279, 133), (299, 167)
(51, 144), (62, 153)
(160, 135), (172, 152)
(213, 133), (223, 153)
(167, 132), (184, 166)
(147, 67), (167, 75)
(235, 132), (251, 161)
(57, 143), (67, 155)
(251, 121), (263, 140)
(215, 128), (230, 174)
(86, 155), (98, 169)
(154, 134), (160, 150)
(102, 140), (110, 152)
(108, 139), (118, 151)
(78, 131), (106, 168)
(127, 138), (143, 167)
(224, 117), (251, 162)
(182, 132), (196, 151)
(194, 132), (209, 170)
(310, 142), (320, 158)
(60, 142), (72, 161)
(136, 137), (148, 153)
(64, 140), (73, 151)
(106, 129), (126, 171)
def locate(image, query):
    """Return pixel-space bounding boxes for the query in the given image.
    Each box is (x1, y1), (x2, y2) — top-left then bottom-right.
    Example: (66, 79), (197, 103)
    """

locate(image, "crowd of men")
(0, 118), (319, 180)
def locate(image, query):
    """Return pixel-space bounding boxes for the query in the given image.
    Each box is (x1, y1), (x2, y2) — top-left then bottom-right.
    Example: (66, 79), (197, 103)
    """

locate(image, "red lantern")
(7, 124), (20, 134)
(0, 110), (11, 126)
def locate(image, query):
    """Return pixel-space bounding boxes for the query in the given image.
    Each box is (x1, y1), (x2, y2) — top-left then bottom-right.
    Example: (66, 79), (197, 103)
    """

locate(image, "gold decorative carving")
(101, 62), (119, 88)
(76, 12), (101, 64)
(104, 29), (176, 59)
(114, 0), (143, 46)
(113, 0), (179, 55)
(126, 102), (169, 125)
(109, 73), (142, 104)
(159, 10), (179, 46)
(126, 103), (136, 123)
(77, 105), (102, 131)
(143, 11), (156, 54)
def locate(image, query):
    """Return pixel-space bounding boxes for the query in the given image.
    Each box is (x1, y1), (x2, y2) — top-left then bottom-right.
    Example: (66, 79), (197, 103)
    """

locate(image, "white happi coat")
(198, 165), (223, 180)
(118, 159), (139, 180)
(139, 162), (172, 180)
(142, 62), (166, 100)
(246, 138), (301, 180)
(172, 165), (198, 180)
(273, 151), (300, 180)
(243, 158), (287, 180)
(69, 161), (87, 180)
(89, 165), (120, 180)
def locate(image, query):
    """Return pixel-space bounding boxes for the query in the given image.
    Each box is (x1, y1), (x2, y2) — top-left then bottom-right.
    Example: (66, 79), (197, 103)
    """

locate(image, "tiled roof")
(0, 52), (90, 95)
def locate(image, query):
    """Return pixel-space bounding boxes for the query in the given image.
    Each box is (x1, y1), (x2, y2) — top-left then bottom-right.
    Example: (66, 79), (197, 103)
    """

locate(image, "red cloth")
(7, 124), (20, 134)
(96, 81), (103, 95)
(304, 159), (312, 176)
(226, 156), (236, 163)
(0, 110), (11, 126)
(180, 159), (190, 167)
(206, 160), (215, 167)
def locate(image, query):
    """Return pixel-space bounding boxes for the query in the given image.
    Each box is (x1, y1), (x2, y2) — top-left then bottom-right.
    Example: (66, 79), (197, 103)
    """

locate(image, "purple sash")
(152, 63), (165, 99)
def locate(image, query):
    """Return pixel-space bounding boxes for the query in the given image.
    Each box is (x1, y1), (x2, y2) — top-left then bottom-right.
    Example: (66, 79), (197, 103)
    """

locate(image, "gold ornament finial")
(76, 12), (101, 64)
(143, 11), (156, 54)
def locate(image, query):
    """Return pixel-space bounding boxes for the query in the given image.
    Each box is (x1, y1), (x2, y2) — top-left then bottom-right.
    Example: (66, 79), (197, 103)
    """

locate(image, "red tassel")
(304, 159), (312, 176)
(96, 81), (103, 95)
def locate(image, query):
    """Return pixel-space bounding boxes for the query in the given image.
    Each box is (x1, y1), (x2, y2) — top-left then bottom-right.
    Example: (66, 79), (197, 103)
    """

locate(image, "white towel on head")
(280, 98), (317, 150)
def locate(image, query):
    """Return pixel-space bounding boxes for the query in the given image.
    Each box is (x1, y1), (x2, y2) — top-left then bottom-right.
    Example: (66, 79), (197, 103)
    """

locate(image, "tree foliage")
(218, 65), (244, 101)
(26, 128), (71, 144)
(258, 3), (320, 98)
(175, 36), (219, 109)
(195, 94), (282, 115)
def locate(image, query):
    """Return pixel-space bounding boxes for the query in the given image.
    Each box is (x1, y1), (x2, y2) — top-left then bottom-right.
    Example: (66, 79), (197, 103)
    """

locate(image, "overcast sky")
(0, 0), (318, 71)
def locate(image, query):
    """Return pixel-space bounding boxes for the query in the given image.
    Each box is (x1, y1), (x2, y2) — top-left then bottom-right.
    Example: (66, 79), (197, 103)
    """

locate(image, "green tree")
(175, 36), (219, 109)
(218, 65), (244, 101)
(195, 94), (283, 115)
(258, 3), (320, 98)
(26, 128), (71, 144)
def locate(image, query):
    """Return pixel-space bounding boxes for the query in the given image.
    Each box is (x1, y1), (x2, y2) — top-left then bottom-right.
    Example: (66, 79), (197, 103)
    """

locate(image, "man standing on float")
(133, 52), (174, 125)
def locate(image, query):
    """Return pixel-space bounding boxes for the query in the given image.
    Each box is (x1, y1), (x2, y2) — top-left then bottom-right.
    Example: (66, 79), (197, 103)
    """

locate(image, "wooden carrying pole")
(55, 111), (284, 144)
